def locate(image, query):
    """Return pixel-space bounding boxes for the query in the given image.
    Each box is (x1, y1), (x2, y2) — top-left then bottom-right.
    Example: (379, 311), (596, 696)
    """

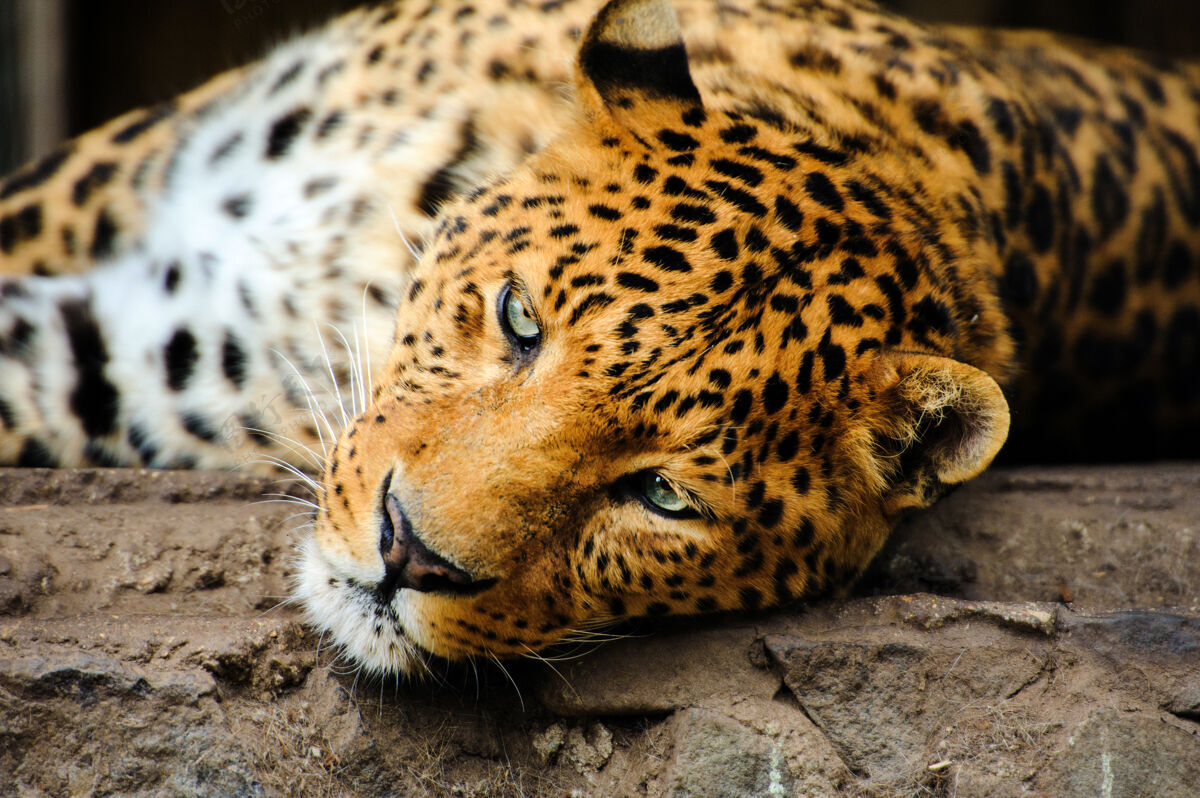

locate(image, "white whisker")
(314, 323), (351, 429)
(360, 284), (375, 404)
(385, 200), (424, 261)
(272, 349), (338, 453)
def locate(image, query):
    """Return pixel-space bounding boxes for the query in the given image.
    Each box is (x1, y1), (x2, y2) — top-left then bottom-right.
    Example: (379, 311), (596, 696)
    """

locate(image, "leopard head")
(297, 0), (1010, 675)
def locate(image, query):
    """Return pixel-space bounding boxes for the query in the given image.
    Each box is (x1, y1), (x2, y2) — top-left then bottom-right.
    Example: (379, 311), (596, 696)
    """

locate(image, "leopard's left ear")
(868, 352), (1011, 516)
(576, 0), (703, 120)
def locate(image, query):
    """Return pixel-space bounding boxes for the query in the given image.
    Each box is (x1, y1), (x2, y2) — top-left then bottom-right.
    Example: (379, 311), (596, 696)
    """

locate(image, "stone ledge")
(1, 464), (1197, 796)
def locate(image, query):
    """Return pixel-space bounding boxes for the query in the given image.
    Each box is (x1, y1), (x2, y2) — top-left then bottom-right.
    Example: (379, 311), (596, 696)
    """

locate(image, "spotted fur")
(1, 0), (1198, 674)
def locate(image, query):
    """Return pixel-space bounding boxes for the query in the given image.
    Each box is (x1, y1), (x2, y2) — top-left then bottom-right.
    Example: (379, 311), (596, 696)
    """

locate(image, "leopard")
(1, 0), (1198, 675)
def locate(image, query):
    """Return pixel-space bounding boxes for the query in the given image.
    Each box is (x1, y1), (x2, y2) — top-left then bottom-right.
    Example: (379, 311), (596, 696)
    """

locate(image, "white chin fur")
(295, 536), (431, 677)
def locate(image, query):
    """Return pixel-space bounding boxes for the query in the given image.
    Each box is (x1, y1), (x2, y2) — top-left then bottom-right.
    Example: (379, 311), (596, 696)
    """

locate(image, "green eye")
(502, 285), (541, 345)
(641, 473), (689, 514)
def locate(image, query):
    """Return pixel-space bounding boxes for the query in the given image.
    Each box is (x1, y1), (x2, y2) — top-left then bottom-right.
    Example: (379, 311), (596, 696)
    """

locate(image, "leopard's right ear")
(576, 0), (702, 120)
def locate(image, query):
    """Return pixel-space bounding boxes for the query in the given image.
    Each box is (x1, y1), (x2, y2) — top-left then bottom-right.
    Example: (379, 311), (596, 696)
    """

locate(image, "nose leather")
(379, 491), (477, 597)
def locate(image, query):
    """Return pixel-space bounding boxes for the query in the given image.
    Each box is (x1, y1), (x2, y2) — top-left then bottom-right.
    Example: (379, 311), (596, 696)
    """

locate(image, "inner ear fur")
(869, 352), (1011, 514)
(576, 0), (703, 118)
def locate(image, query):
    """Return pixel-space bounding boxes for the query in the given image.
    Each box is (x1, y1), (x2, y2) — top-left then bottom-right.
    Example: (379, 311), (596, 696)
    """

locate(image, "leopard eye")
(500, 284), (541, 348)
(640, 472), (690, 514)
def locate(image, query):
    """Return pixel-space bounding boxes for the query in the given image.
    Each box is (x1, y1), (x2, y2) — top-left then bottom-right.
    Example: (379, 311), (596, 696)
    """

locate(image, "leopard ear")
(869, 352), (1010, 516)
(576, 0), (702, 118)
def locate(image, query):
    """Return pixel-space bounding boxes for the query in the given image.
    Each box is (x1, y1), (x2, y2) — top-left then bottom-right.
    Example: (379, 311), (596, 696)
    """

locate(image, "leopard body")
(1, 0), (1197, 672)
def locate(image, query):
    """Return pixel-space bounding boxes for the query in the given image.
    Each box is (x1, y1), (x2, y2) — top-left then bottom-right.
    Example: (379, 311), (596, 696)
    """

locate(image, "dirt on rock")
(0, 465), (1197, 796)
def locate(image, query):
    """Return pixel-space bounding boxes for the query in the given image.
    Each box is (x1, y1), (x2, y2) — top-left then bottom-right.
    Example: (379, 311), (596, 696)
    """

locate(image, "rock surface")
(0, 465), (1197, 796)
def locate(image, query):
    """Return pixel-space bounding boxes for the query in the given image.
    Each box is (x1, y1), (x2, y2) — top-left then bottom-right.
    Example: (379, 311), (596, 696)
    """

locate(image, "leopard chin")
(296, 536), (435, 677)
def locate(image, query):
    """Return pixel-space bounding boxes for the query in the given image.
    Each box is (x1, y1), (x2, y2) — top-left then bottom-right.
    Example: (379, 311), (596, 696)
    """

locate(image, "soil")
(0, 465), (1197, 796)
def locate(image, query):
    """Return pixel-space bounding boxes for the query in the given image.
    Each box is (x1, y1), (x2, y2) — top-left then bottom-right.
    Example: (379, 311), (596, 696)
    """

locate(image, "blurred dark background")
(2, 0), (1199, 174)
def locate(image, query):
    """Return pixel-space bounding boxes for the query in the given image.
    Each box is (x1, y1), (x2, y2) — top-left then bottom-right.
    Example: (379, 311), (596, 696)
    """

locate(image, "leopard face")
(298, 0), (1010, 674)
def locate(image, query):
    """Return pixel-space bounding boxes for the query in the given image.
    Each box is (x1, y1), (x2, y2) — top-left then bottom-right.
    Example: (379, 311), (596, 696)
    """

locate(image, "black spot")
(662, 175), (709, 199)
(720, 124), (757, 144)
(986, 97), (1015, 141)
(739, 145), (797, 172)
(710, 229), (740, 261)
(616, 272), (659, 293)
(774, 195), (804, 232)
(588, 204), (622, 221)
(164, 329), (199, 391)
(703, 180), (767, 216)
(671, 203), (716, 225)
(633, 163), (658, 184)
(758, 499), (784, 527)
(804, 172), (844, 211)
(787, 469), (811, 500)
(221, 330), (248, 389)
(60, 298), (119, 438)
(777, 431), (800, 462)
(265, 107), (312, 159)
(656, 129), (700, 152)
(730, 389), (753, 423)
(910, 296), (954, 338)
(708, 369), (732, 389)
(1092, 156), (1129, 238)
(0, 204), (42, 254)
(643, 246), (691, 272)
(710, 271), (733, 292)
(949, 120), (991, 175)
(817, 329), (845, 380)
(209, 132), (244, 164)
(164, 262), (181, 294)
(127, 425), (159, 466)
(89, 209), (119, 260)
(793, 141), (848, 167)
(182, 412), (221, 443)
(568, 292), (615, 324)
(112, 102), (175, 143)
(710, 158), (763, 187)
(1026, 183), (1055, 253)
(762, 373), (788, 414)
(17, 439), (58, 467)
(269, 59), (306, 94)
(222, 194), (252, 219)
(655, 223), (697, 243)
(316, 111), (345, 139)
(71, 162), (118, 206)
(827, 295), (862, 327)
(1, 146), (71, 200)
(795, 351), (814, 394)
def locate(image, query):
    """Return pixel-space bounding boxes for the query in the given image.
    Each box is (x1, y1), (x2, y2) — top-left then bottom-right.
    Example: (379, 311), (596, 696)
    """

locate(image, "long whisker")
(487, 652), (525, 712)
(313, 323), (351, 430)
(244, 429), (326, 474)
(328, 322), (367, 417)
(385, 200), (425, 261)
(272, 349), (338, 453)
(245, 452), (324, 492)
(360, 284), (375, 404)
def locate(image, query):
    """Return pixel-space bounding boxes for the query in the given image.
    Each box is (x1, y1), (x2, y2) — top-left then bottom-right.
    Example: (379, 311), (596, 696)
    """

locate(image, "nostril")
(377, 487), (495, 599)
